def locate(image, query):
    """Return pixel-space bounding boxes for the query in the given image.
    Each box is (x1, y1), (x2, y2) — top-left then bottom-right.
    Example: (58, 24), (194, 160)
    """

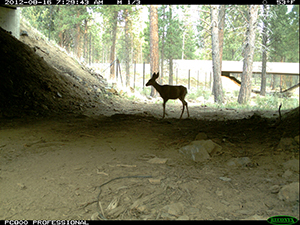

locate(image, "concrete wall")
(0, 6), (20, 39)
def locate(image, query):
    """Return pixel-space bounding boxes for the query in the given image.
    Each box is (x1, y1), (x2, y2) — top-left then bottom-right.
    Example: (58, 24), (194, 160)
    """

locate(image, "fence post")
(143, 62), (145, 89)
(209, 71), (212, 91)
(134, 60), (136, 89)
(118, 60), (123, 85)
(176, 68), (178, 85)
(280, 75), (283, 92)
(116, 58), (118, 83)
(197, 70), (199, 90)
(188, 69), (190, 90)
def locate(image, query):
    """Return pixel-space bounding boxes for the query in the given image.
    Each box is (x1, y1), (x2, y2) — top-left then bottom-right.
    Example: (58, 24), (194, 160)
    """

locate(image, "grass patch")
(187, 88), (211, 101)
(254, 93), (299, 110)
(126, 85), (299, 112)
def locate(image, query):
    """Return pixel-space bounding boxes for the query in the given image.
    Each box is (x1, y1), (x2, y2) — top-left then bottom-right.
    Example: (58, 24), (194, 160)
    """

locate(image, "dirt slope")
(0, 24), (108, 118)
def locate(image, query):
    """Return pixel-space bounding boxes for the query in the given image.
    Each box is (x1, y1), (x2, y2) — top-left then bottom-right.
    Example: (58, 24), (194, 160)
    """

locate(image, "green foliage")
(287, 5), (300, 62)
(138, 86), (151, 96)
(21, 6), (55, 39)
(250, 5), (299, 64)
(183, 27), (197, 59)
(211, 5), (299, 63)
(21, 5), (298, 73)
(142, 5), (197, 63)
(256, 94), (280, 109)
(222, 5), (248, 61)
(142, 20), (150, 63)
(164, 7), (183, 60)
(196, 5), (211, 60)
(268, 5), (299, 62)
(98, 5), (140, 64)
(255, 93), (299, 110)
(187, 88), (211, 101)
(233, 90), (239, 98)
(22, 5), (142, 64)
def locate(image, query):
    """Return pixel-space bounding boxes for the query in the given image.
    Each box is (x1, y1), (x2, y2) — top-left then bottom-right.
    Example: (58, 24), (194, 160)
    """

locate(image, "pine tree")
(260, 5), (269, 96)
(149, 5), (159, 96)
(238, 5), (259, 104)
(164, 6), (183, 85)
(211, 5), (223, 104)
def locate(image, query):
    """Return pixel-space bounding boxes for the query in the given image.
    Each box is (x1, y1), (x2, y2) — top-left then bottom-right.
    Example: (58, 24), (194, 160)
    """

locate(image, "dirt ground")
(0, 20), (299, 221)
(0, 105), (299, 220)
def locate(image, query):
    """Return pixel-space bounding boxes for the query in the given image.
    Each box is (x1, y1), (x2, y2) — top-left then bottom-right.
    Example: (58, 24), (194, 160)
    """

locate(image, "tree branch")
(199, 18), (211, 27)
(196, 9), (210, 14)
(236, 6), (248, 24)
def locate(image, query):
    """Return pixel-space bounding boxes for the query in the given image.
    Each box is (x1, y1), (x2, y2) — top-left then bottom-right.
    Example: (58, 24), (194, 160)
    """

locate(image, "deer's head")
(146, 72), (159, 86)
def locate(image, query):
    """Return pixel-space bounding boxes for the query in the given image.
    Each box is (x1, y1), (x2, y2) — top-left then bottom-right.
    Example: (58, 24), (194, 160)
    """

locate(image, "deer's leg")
(179, 98), (189, 119)
(162, 99), (167, 119)
(179, 88), (189, 119)
(179, 99), (185, 119)
(185, 101), (189, 117)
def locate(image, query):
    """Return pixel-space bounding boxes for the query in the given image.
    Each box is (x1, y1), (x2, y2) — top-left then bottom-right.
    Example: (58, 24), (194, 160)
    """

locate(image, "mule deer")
(146, 72), (189, 119)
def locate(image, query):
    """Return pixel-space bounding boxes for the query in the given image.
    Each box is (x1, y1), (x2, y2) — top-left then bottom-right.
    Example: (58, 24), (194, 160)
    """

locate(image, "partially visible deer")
(146, 72), (189, 119)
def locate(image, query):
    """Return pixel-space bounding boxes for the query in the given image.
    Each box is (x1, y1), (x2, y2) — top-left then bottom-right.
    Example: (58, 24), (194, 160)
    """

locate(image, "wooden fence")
(99, 59), (299, 93)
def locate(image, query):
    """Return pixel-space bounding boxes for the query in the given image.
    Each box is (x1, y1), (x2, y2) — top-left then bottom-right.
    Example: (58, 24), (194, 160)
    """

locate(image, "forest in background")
(20, 5), (299, 106)
(21, 5), (299, 65)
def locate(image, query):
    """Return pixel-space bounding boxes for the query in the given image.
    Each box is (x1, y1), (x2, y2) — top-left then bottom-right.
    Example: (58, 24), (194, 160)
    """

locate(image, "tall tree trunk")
(59, 31), (63, 47)
(182, 32), (185, 60)
(89, 34), (92, 65)
(65, 33), (70, 52)
(260, 5), (268, 96)
(74, 11), (81, 59)
(160, 34), (164, 84)
(160, 6), (166, 84)
(48, 5), (53, 41)
(271, 74), (275, 90)
(280, 75), (283, 92)
(238, 5), (259, 104)
(110, 11), (118, 80)
(125, 9), (130, 87)
(218, 5), (226, 72)
(84, 19), (88, 61)
(169, 58), (173, 85)
(211, 5), (223, 104)
(168, 6), (173, 85)
(149, 5), (159, 97)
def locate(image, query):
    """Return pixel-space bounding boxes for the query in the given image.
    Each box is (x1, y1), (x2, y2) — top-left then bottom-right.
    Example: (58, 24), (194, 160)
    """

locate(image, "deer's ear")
(154, 72), (159, 79)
